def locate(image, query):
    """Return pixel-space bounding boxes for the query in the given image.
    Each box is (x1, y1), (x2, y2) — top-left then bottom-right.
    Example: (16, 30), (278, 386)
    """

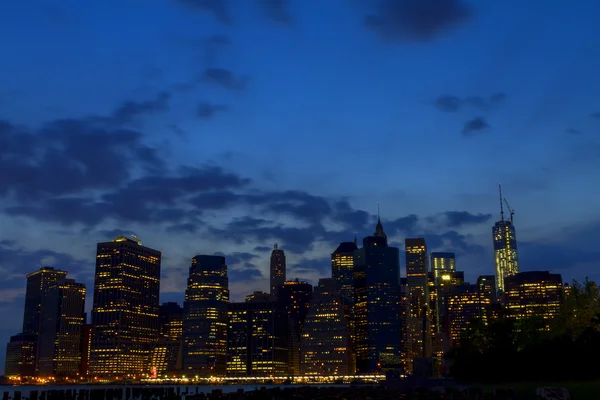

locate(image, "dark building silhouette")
(353, 218), (401, 373)
(4, 333), (36, 378)
(269, 244), (286, 296)
(331, 240), (358, 305)
(405, 238), (431, 370)
(276, 279), (312, 376)
(150, 302), (183, 377)
(300, 278), (353, 375)
(89, 236), (161, 378)
(227, 292), (289, 377)
(80, 324), (92, 377)
(182, 255), (229, 377)
(22, 267), (67, 373)
(38, 279), (86, 377)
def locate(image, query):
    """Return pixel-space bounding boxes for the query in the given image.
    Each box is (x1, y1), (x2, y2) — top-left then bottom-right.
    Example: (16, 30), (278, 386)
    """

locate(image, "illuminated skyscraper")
(277, 279), (313, 376)
(405, 238), (431, 367)
(494, 185), (519, 293)
(150, 302), (183, 377)
(90, 236), (161, 378)
(430, 253), (455, 280)
(331, 240), (358, 304)
(38, 279), (86, 377)
(226, 292), (288, 377)
(270, 244), (286, 296)
(504, 271), (563, 329)
(353, 219), (401, 373)
(182, 255), (229, 376)
(428, 270), (464, 359)
(300, 278), (353, 375)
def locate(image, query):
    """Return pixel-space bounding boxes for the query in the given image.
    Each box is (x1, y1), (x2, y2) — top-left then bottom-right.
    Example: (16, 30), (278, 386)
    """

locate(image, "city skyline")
(1, 0), (600, 370)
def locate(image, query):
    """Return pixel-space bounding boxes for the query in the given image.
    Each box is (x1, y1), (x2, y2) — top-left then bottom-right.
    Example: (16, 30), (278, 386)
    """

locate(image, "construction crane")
(503, 198), (515, 224)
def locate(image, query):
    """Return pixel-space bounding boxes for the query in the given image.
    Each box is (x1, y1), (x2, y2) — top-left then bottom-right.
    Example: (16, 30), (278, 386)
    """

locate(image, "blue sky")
(1, 0), (600, 369)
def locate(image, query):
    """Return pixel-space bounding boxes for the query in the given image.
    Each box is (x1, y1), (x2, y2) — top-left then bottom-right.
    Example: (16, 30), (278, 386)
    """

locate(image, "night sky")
(1, 0), (600, 368)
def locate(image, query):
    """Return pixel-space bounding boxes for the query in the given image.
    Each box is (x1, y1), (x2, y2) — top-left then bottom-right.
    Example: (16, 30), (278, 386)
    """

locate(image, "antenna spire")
(377, 202), (380, 221)
(498, 183), (504, 222)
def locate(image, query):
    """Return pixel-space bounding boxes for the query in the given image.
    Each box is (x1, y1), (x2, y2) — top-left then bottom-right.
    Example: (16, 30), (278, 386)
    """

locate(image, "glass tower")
(269, 244), (286, 296)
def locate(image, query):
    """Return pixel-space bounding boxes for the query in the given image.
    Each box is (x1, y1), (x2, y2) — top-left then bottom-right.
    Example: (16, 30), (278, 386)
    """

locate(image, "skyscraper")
(38, 279), (86, 377)
(331, 240), (358, 305)
(353, 218), (401, 373)
(300, 278), (353, 376)
(22, 267), (67, 373)
(405, 238), (431, 368)
(182, 255), (229, 377)
(494, 185), (519, 293)
(150, 302), (183, 377)
(89, 236), (161, 378)
(430, 252), (455, 280)
(270, 244), (286, 296)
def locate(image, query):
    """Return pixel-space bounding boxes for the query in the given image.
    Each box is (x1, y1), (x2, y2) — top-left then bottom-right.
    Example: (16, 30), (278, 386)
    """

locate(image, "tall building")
(504, 271), (563, 329)
(182, 255), (229, 377)
(405, 238), (431, 368)
(150, 302), (183, 377)
(38, 279), (86, 377)
(353, 219), (401, 373)
(428, 270), (464, 359)
(300, 279), (353, 376)
(4, 333), (36, 378)
(331, 240), (358, 304)
(22, 267), (68, 373)
(270, 244), (286, 296)
(226, 293), (289, 377)
(90, 236), (161, 378)
(276, 279), (313, 376)
(493, 185), (519, 293)
(430, 253), (455, 281)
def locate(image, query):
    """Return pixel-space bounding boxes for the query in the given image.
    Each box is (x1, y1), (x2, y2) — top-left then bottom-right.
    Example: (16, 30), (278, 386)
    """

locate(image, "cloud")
(174, 0), (232, 25)
(565, 128), (581, 135)
(111, 92), (170, 125)
(197, 102), (228, 119)
(170, 34), (232, 66)
(589, 112), (600, 119)
(201, 68), (248, 90)
(364, 0), (472, 43)
(426, 211), (493, 228)
(462, 117), (489, 136)
(434, 92), (506, 113)
(258, 0), (294, 25)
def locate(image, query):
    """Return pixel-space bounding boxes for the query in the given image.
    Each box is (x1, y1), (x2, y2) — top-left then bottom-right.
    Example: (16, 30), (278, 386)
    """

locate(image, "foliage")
(445, 279), (600, 383)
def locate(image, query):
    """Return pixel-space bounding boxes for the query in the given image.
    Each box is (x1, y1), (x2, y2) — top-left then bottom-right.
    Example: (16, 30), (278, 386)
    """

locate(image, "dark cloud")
(197, 102), (228, 119)
(427, 211), (493, 228)
(434, 92), (506, 113)
(111, 92), (170, 125)
(175, 0), (232, 25)
(170, 34), (231, 66)
(258, 0), (294, 25)
(229, 268), (263, 282)
(253, 246), (272, 252)
(462, 117), (489, 136)
(289, 256), (331, 277)
(364, 0), (472, 43)
(589, 112), (600, 119)
(214, 252), (258, 266)
(202, 68), (248, 90)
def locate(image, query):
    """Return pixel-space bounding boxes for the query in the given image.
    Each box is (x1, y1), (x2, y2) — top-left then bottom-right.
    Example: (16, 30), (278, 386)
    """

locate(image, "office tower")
(430, 253), (455, 280)
(493, 185), (519, 293)
(428, 270), (465, 357)
(353, 219), (401, 373)
(300, 278), (353, 376)
(399, 278), (410, 372)
(227, 292), (289, 377)
(22, 267), (68, 373)
(447, 284), (483, 344)
(504, 271), (563, 329)
(405, 238), (431, 368)
(90, 236), (161, 378)
(150, 302), (183, 377)
(270, 244), (286, 296)
(38, 279), (86, 377)
(331, 240), (358, 304)
(80, 324), (92, 377)
(182, 255), (229, 376)
(276, 279), (313, 376)
(4, 333), (36, 378)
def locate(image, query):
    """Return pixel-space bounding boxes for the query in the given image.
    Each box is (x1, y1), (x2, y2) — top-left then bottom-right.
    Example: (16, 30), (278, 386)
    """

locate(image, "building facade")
(150, 302), (183, 377)
(269, 244), (286, 297)
(227, 293), (289, 377)
(300, 278), (353, 376)
(182, 255), (229, 377)
(331, 241), (358, 305)
(430, 252), (455, 281)
(353, 219), (401, 373)
(89, 236), (161, 378)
